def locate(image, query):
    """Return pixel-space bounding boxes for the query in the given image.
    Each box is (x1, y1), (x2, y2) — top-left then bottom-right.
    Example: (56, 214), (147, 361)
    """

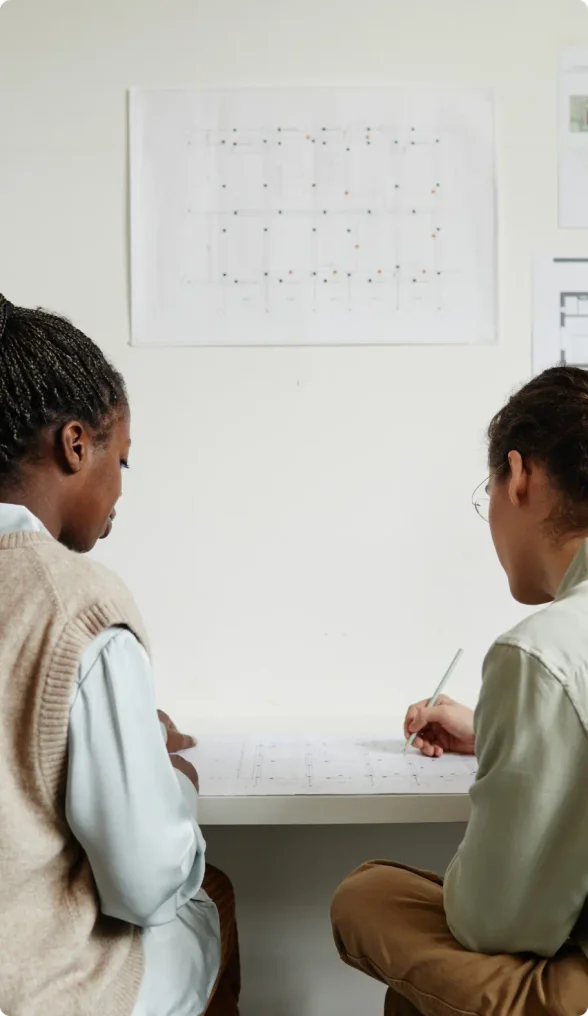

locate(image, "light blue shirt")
(0, 504), (221, 1016)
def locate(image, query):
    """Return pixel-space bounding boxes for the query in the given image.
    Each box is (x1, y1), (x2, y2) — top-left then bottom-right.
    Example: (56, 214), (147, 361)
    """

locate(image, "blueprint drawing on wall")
(130, 88), (496, 346)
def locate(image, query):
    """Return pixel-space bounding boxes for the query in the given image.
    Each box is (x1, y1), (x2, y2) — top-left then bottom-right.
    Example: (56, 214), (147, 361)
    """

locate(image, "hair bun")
(0, 295), (14, 340)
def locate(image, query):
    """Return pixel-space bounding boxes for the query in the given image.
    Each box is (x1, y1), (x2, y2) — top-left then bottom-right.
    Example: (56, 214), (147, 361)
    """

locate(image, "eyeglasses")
(472, 477), (490, 522)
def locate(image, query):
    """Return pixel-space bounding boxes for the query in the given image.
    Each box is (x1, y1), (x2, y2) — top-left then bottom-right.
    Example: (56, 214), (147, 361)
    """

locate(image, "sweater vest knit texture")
(0, 531), (149, 1016)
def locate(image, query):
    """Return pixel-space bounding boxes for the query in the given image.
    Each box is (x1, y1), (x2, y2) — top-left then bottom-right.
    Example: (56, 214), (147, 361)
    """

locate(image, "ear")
(58, 422), (90, 474)
(507, 450), (529, 507)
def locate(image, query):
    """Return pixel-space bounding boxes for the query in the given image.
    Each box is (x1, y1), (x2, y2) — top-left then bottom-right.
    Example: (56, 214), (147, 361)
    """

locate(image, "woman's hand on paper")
(170, 753), (200, 793)
(157, 709), (196, 753)
(158, 710), (199, 791)
(404, 696), (475, 757)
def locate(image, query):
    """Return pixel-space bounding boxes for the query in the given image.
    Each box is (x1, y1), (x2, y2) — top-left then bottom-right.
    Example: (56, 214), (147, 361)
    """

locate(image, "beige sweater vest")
(0, 531), (149, 1016)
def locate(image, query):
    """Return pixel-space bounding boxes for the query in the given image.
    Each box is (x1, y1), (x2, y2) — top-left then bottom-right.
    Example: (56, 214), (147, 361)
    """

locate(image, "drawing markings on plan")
(533, 256), (588, 372)
(181, 738), (478, 797)
(130, 87), (496, 346)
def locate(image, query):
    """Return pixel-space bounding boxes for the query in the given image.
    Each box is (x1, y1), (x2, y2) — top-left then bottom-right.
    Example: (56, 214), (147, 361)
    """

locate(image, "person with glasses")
(331, 366), (588, 1016)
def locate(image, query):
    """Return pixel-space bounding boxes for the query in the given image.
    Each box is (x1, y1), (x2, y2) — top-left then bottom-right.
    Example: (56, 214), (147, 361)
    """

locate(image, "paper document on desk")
(180, 738), (478, 797)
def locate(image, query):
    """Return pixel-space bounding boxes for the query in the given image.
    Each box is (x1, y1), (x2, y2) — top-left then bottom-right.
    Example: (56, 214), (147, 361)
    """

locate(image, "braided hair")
(0, 295), (127, 479)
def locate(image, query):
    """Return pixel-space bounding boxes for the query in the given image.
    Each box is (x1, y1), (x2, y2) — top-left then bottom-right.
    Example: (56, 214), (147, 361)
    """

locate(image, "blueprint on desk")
(181, 737), (478, 797)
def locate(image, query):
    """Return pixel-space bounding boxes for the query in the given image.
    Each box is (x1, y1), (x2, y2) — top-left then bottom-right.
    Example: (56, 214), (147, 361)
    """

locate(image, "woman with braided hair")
(0, 295), (239, 1016)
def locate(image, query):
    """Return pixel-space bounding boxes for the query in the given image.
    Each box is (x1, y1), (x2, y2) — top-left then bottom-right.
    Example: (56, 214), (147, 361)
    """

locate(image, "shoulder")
(30, 537), (149, 651)
(477, 618), (588, 756)
(32, 537), (134, 610)
(487, 583), (588, 704)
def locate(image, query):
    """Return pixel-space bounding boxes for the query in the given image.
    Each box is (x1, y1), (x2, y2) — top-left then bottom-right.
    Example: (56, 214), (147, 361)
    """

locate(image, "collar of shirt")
(0, 503), (48, 536)
(556, 539), (588, 600)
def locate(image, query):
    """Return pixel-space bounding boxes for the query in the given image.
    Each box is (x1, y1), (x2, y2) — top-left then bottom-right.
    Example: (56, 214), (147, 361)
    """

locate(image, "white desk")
(198, 792), (471, 825)
(189, 736), (475, 826)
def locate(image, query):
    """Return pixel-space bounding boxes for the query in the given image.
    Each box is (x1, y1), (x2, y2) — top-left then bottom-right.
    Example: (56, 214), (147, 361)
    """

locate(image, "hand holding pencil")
(403, 650), (476, 758)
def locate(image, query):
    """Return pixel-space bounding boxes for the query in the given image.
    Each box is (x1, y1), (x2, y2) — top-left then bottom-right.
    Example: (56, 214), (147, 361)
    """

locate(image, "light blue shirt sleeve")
(66, 627), (206, 928)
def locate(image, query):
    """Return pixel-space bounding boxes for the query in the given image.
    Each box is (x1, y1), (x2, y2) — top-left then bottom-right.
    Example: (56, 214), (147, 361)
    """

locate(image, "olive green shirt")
(445, 541), (588, 958)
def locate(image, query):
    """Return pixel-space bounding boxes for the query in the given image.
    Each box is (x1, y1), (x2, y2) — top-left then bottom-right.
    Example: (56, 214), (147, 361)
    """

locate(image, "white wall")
(5, 0), (588, 731)
(1, 1), (587, 1012)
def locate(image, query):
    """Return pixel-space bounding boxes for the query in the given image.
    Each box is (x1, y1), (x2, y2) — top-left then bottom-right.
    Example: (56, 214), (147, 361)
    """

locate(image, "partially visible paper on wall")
(533, 255), (588, 373)
(559, 49), (588, 227)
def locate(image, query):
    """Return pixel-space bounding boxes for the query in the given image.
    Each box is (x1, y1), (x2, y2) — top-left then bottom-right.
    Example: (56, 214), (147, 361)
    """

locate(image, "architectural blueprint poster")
(130, 88), (496, 347)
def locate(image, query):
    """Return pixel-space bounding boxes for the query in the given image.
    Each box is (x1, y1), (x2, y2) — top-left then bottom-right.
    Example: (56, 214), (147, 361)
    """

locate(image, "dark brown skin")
(0, 411), (198, 789)
(157, 710), (196, 753)
(0, 413), (131, 553)
(170, 754), (200, 793)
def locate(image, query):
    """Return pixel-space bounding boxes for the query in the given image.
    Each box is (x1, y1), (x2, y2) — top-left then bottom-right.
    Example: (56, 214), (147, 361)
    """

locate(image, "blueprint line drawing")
(560, 286), (588, 361)
(181, 738), (478, 797)
(533, 256), (588, 372)
(130, 88), (496, 347)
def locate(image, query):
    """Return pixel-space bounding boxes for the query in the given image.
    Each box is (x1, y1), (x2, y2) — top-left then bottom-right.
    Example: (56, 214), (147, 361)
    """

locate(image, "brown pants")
(202, 864), (241, 1016)
(331, 860), (588, 1016)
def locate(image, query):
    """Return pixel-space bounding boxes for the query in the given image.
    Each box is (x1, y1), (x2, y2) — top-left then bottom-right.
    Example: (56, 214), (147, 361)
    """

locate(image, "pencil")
(403, 648), (464, 753)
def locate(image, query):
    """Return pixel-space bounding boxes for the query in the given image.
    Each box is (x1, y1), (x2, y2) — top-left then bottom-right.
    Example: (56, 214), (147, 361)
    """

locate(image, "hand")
(404, 696), (475, 757)
(157, 710), (196, 754)
(170, 754), (200, 793)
